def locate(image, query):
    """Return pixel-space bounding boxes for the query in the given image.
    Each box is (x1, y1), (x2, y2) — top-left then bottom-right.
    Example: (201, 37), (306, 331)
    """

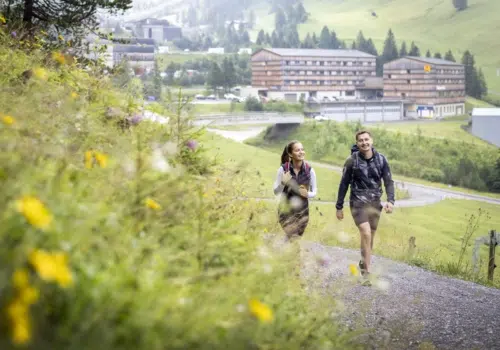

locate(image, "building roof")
(256, 48), (376, 58)
(138, 18), (171, 26)
(403, 56), (463, 66)
(113, 45), (155, 53)
(472, 108), (500, 116)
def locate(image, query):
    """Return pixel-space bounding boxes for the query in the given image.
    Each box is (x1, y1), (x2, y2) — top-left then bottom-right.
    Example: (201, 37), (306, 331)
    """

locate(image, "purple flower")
(130, 114), (143, 125)
(11, 31), (17, 38)
(186, 139), (198, 151)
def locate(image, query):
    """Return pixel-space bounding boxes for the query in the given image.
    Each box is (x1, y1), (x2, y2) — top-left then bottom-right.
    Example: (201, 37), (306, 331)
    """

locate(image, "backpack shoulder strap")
(375, 153), (384, 174)
(283, 161), (290, 173)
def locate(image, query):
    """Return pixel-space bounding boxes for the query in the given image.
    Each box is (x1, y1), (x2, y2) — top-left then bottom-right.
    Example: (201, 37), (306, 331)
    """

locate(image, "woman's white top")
(273, 166), (317, 199)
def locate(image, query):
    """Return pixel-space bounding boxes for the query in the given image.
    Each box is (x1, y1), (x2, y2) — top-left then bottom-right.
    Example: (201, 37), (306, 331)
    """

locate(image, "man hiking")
(335, 130), (395, 285)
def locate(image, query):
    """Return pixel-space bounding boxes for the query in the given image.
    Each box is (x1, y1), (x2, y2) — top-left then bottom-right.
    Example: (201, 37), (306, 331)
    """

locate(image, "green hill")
(251, 0), (500, 95)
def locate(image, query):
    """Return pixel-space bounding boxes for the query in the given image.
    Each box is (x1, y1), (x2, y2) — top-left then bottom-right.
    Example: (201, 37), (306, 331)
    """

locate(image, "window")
(407, 69), (411, 74)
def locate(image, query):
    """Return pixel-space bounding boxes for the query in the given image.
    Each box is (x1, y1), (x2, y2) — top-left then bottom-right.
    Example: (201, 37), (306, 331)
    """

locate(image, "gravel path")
(266, 235), (500, 350)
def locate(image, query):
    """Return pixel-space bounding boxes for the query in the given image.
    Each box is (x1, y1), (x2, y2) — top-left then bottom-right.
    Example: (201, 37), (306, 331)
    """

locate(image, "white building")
(471, 108), (500, 147)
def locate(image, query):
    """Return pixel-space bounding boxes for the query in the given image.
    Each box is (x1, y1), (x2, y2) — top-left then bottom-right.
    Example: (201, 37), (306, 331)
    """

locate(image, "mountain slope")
(251, 0), (500, 93)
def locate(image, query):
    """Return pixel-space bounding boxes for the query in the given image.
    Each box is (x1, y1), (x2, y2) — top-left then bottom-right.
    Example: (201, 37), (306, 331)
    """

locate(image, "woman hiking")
(273, 140), (317, 240)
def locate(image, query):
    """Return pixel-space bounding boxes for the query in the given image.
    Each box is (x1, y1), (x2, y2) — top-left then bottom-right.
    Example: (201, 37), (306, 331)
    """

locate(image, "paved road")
(208, 127), (500, 207)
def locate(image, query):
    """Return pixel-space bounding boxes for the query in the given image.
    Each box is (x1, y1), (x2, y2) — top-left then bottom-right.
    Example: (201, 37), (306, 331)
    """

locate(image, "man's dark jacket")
(335, 148), (395, 210)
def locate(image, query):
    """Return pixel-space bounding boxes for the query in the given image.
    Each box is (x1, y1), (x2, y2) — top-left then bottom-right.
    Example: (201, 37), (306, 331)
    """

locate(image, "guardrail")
(193, 112), (304, 126)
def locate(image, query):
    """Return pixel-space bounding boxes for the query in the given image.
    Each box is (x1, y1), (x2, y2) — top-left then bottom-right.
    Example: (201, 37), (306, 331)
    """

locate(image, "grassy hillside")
(251, 0), (500, 93)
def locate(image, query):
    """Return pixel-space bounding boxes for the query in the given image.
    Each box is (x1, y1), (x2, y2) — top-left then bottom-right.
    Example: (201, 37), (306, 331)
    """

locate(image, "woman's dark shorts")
(350, 201), (383, 231)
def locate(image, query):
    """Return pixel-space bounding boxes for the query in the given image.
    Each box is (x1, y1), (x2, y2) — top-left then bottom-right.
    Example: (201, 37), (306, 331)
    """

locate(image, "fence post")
(488, 230), (497, 281)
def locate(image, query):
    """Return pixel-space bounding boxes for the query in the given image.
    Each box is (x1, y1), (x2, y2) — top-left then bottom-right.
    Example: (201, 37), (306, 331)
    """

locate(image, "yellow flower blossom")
(248, 298), (273, 323)
(12, 269), (30, 289)
(29, 249), (73, 288)
(12, 318), (30, 345)
(71, 91), (78, 99)
(33, 67), (48, 80)
(2, 115), (15, 125)
(349, 264), (359, 276)
(0, 14), (6, 24)
(19, 286), (39, 305)
(58, 34), (64, 41)
(16, 196), (53, 230)
(52, 252), (73, 287)
(85, 150), (93, 169)
(145, 198), (161, 210)
(7, 299), (28, 320)
(94, 151), (108, 168)
(52, 51), (66, 65)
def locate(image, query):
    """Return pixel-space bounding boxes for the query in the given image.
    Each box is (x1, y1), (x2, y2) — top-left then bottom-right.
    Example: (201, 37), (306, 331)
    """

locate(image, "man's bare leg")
(358, 222), (372, 273)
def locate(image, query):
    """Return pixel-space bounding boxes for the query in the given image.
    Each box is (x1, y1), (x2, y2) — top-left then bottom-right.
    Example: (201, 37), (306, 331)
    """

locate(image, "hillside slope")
(251, 0), (500, 93)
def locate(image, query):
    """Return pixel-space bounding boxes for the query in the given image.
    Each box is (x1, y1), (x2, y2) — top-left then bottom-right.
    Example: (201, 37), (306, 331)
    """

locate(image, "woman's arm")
(273, 167), (285, 195)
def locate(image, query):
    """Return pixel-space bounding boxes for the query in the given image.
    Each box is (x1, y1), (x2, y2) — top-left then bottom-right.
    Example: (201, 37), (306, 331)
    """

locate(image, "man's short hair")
(355, 130), (372, 141)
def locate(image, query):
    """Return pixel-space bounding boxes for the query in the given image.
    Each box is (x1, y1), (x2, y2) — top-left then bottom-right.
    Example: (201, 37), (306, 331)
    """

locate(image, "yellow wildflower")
(84, 150), (93, 169)
(58, 34), (64, 41)
(16, 196), (53, 230)
(52, 252), (73, 288)
(33, 67), (48, 80)
(7, 300), (28, 320)
(12, 269), (30, 289)
(0, 14), (6, 24)
(12, 318), (30, 345)
(19, 286), (39, 305)
(29, 249), (56, 281)
(71, 91), (78, 99)
(94, 151), (108, 168)
(2, 115), (14, 125)
(40, 30), (47, 36)
(52, 51), (66, 65)
(248, 298), (273, 323)
(29, 249), (73, 288)
(349, 264), (359, 276)
(145, 198), (161, 210)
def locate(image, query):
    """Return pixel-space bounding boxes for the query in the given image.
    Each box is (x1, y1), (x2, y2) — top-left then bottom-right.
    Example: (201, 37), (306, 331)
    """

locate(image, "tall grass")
(0, 27), (358, 349)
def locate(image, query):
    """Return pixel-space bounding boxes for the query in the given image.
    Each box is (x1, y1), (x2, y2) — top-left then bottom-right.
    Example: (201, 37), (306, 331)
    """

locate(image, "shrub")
(244, 96), (263, 111)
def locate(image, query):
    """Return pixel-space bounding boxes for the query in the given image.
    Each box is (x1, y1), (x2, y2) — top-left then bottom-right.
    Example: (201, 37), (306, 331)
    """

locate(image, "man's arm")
(335, 157), (353, 210)
(381, 155), (395, 204)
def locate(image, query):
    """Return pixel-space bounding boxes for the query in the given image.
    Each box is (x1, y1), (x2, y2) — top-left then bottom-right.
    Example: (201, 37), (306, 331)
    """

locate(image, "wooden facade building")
(383, 57), (466, 118)
(251, 48), (377, 102)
